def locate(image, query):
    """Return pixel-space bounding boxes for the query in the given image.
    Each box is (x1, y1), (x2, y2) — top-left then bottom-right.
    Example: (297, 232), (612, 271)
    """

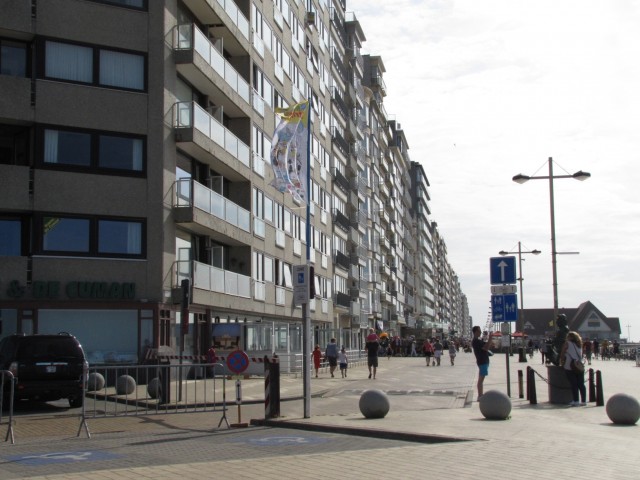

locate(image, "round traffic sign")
(226, 350), (249, 374)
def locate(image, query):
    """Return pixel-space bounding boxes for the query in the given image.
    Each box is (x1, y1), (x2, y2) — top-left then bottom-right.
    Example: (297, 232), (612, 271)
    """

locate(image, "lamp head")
(572, 170), (591, 181)
(512, 174), (530, 184)
(532, 249), (541, 255)
(499, 250), (508, 256)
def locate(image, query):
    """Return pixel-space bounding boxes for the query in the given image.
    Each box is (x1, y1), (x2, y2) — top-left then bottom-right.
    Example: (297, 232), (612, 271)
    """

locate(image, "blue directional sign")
(490, 256), (517, 285)
(492, 294), (518, 322)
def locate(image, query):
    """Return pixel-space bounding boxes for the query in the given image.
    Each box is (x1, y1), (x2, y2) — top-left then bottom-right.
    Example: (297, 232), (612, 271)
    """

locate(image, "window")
(0, 219), (22, 256)
(87, 0), (147, 9)
(40, 126), (145, 174)
(0, 124), (29, 165)
(43, 217), (90, 253)
(0, 39), (28, 77)
(99, 135), (144, 170)
(99, 50), (145, 90)
(42, 40), (146, 91)
(39, 215), (145, 258)
(98, 220), (142, 254)
(44, 130), (91, 166)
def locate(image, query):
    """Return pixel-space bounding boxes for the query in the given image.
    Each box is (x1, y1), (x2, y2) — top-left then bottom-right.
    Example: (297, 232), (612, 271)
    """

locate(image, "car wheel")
(68, 396), (84, 408)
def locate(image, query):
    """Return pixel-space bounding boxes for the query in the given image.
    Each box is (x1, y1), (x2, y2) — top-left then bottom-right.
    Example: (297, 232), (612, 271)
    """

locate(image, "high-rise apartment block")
(0, 0), (469, 364)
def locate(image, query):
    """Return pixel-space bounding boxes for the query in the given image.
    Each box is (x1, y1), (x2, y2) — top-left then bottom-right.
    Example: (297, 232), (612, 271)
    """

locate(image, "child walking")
(338, 346), (348, 378)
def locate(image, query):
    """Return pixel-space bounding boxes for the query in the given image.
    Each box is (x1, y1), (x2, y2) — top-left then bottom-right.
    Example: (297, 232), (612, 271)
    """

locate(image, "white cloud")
(348, 0), (640, 339)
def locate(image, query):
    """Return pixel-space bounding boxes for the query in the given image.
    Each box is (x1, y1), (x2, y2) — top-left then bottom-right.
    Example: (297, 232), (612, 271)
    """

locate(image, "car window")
(17, 338), (83, 360)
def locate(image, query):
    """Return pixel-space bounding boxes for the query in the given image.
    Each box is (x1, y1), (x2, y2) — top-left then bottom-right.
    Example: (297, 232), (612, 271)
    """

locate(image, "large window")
(0, 219), (22, 256)
(87, 0), (147, 9)
(42, 40), (146, 91)
(0, 124), (29, 165)
(39, 215), (145, 258)
(0, 39), (28, 77)
(40, 126), (145, 174)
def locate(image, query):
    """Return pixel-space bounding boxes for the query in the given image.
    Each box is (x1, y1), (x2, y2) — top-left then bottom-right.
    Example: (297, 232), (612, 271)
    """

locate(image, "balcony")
(173, 24), (251, 117)
(173, 179), (251, 244)
(182, 0), (249, 50)
(331, 167), (350, 193)
(330, 126), (349, 158)
(332, 208), (350, 232)
(189, 260), (251, 298)
(334, 292), (351, 309)
(173, 101), (251, 180)
(333, 250), (351, 271)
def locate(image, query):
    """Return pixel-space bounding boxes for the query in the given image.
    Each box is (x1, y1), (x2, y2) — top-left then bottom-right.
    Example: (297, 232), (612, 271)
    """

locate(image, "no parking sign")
(226, 349), (249, 374)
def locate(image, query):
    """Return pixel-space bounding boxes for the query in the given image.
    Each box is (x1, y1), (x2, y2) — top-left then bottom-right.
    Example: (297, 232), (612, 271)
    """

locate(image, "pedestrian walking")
(583, 339), (592, 365)
(561, 331), (587, 406)
(540, 341), (548, 364)
(448, 342), (457, 366)
(365, 330), (380, 379)
(325, 338), (338, 378)
(433, 337), (443, 366)
(312, 344), (322, 378)
(472, 326), (493, 400)
(338, 346), (348, 378)
(423, 339), (434, 366)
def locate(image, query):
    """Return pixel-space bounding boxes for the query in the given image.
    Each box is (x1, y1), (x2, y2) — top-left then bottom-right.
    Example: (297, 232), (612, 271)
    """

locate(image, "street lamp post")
(500, 242), (540, 362)
(513, 157), (590, 329)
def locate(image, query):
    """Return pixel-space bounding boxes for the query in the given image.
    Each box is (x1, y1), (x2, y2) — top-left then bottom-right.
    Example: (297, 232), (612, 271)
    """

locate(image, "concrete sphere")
(116, 375), (136, 395)
(87, 372), (105, 391)
(359, 389), (390, 419)
(606, 393), (640, 425)
(479, 390), (512, 420)
(147, 378), (162, 399)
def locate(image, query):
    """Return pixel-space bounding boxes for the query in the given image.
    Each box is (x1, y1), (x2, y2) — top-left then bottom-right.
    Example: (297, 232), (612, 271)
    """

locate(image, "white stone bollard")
(606, 393), (640, 425)
(479, 390), (512, 420)
(147, 377), (162, 399)
(87, 372), (105, 391)
(359, 389), (390, 419)
(116, 375), (136, 395)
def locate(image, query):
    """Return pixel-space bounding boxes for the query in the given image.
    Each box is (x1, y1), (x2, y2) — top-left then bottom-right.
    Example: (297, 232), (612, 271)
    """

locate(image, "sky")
(346, 0), (640, 341)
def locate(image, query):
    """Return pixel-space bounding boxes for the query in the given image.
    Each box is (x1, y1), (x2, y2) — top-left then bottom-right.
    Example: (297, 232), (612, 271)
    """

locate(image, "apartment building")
(0, 0), (468, 366)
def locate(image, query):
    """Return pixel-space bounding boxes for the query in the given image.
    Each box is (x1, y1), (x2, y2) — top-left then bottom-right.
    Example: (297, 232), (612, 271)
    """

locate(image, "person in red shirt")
(312, 344), (322, 378)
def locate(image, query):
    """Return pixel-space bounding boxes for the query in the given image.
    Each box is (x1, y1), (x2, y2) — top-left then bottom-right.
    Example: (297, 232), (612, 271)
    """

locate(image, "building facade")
(0, 0), (468, 365)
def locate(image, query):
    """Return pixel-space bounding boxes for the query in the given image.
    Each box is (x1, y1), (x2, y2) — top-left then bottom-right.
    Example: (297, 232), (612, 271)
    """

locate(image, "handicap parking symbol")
(242, 435), (330, 446)
(7, 451), (122, 466)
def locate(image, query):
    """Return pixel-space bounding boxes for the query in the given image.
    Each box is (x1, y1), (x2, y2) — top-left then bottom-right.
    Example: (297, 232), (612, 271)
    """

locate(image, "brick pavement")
(1, 351), (638, 479)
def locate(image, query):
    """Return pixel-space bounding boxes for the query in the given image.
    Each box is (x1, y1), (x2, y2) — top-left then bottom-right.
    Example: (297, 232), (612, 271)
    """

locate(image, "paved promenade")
(1, 350), (638, 479)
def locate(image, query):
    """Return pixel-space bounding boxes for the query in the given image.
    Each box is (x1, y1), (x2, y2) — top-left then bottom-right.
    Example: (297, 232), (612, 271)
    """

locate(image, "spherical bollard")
(87, 372), (105, 391)
(116, 375), (136, 395)
(479, 390), (512, 420)
(606, 393), (640, 425)
(359, 389), (390, 419)
(147, 377), (162, 399)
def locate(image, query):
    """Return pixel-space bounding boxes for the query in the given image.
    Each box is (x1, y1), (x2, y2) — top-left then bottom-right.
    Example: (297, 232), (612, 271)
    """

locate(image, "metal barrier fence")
(80, 362), (229, 438)
(1, 371), (16, 444)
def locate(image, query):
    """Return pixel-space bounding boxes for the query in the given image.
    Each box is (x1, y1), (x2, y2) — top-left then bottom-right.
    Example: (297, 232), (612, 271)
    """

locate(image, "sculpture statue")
(546, 314), (569, 366)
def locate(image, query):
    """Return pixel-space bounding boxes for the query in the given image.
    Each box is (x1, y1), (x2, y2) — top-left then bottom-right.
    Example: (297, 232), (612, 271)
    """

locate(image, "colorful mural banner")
(270, 101), (310, 203)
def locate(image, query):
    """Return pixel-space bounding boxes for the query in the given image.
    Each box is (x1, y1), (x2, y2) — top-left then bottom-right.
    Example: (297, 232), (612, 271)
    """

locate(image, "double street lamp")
(512, 157), (590, 328)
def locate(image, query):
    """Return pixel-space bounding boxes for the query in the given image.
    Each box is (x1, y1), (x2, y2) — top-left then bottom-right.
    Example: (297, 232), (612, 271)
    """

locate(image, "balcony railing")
(174, 24), (250, 105)
(175, 179), (250, 232)
(181, 260), (251, 298)
(174, 101), (250, 168)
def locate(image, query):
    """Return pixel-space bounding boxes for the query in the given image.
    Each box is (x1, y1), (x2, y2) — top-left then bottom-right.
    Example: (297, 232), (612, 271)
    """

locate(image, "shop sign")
(4, 280), (136, 300)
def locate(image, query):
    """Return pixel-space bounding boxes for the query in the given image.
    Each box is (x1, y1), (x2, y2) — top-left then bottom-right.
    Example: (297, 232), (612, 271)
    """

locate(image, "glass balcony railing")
(175, 178), (250, 232)
(175, 24), (250, 104)
(214, 0), (250, 41)
(174, 101), (250, 168)
(193, 260), (251, 298)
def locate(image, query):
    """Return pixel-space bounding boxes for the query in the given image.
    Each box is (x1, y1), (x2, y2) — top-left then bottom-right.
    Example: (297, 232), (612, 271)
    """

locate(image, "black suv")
(0, 333), (88, 408)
